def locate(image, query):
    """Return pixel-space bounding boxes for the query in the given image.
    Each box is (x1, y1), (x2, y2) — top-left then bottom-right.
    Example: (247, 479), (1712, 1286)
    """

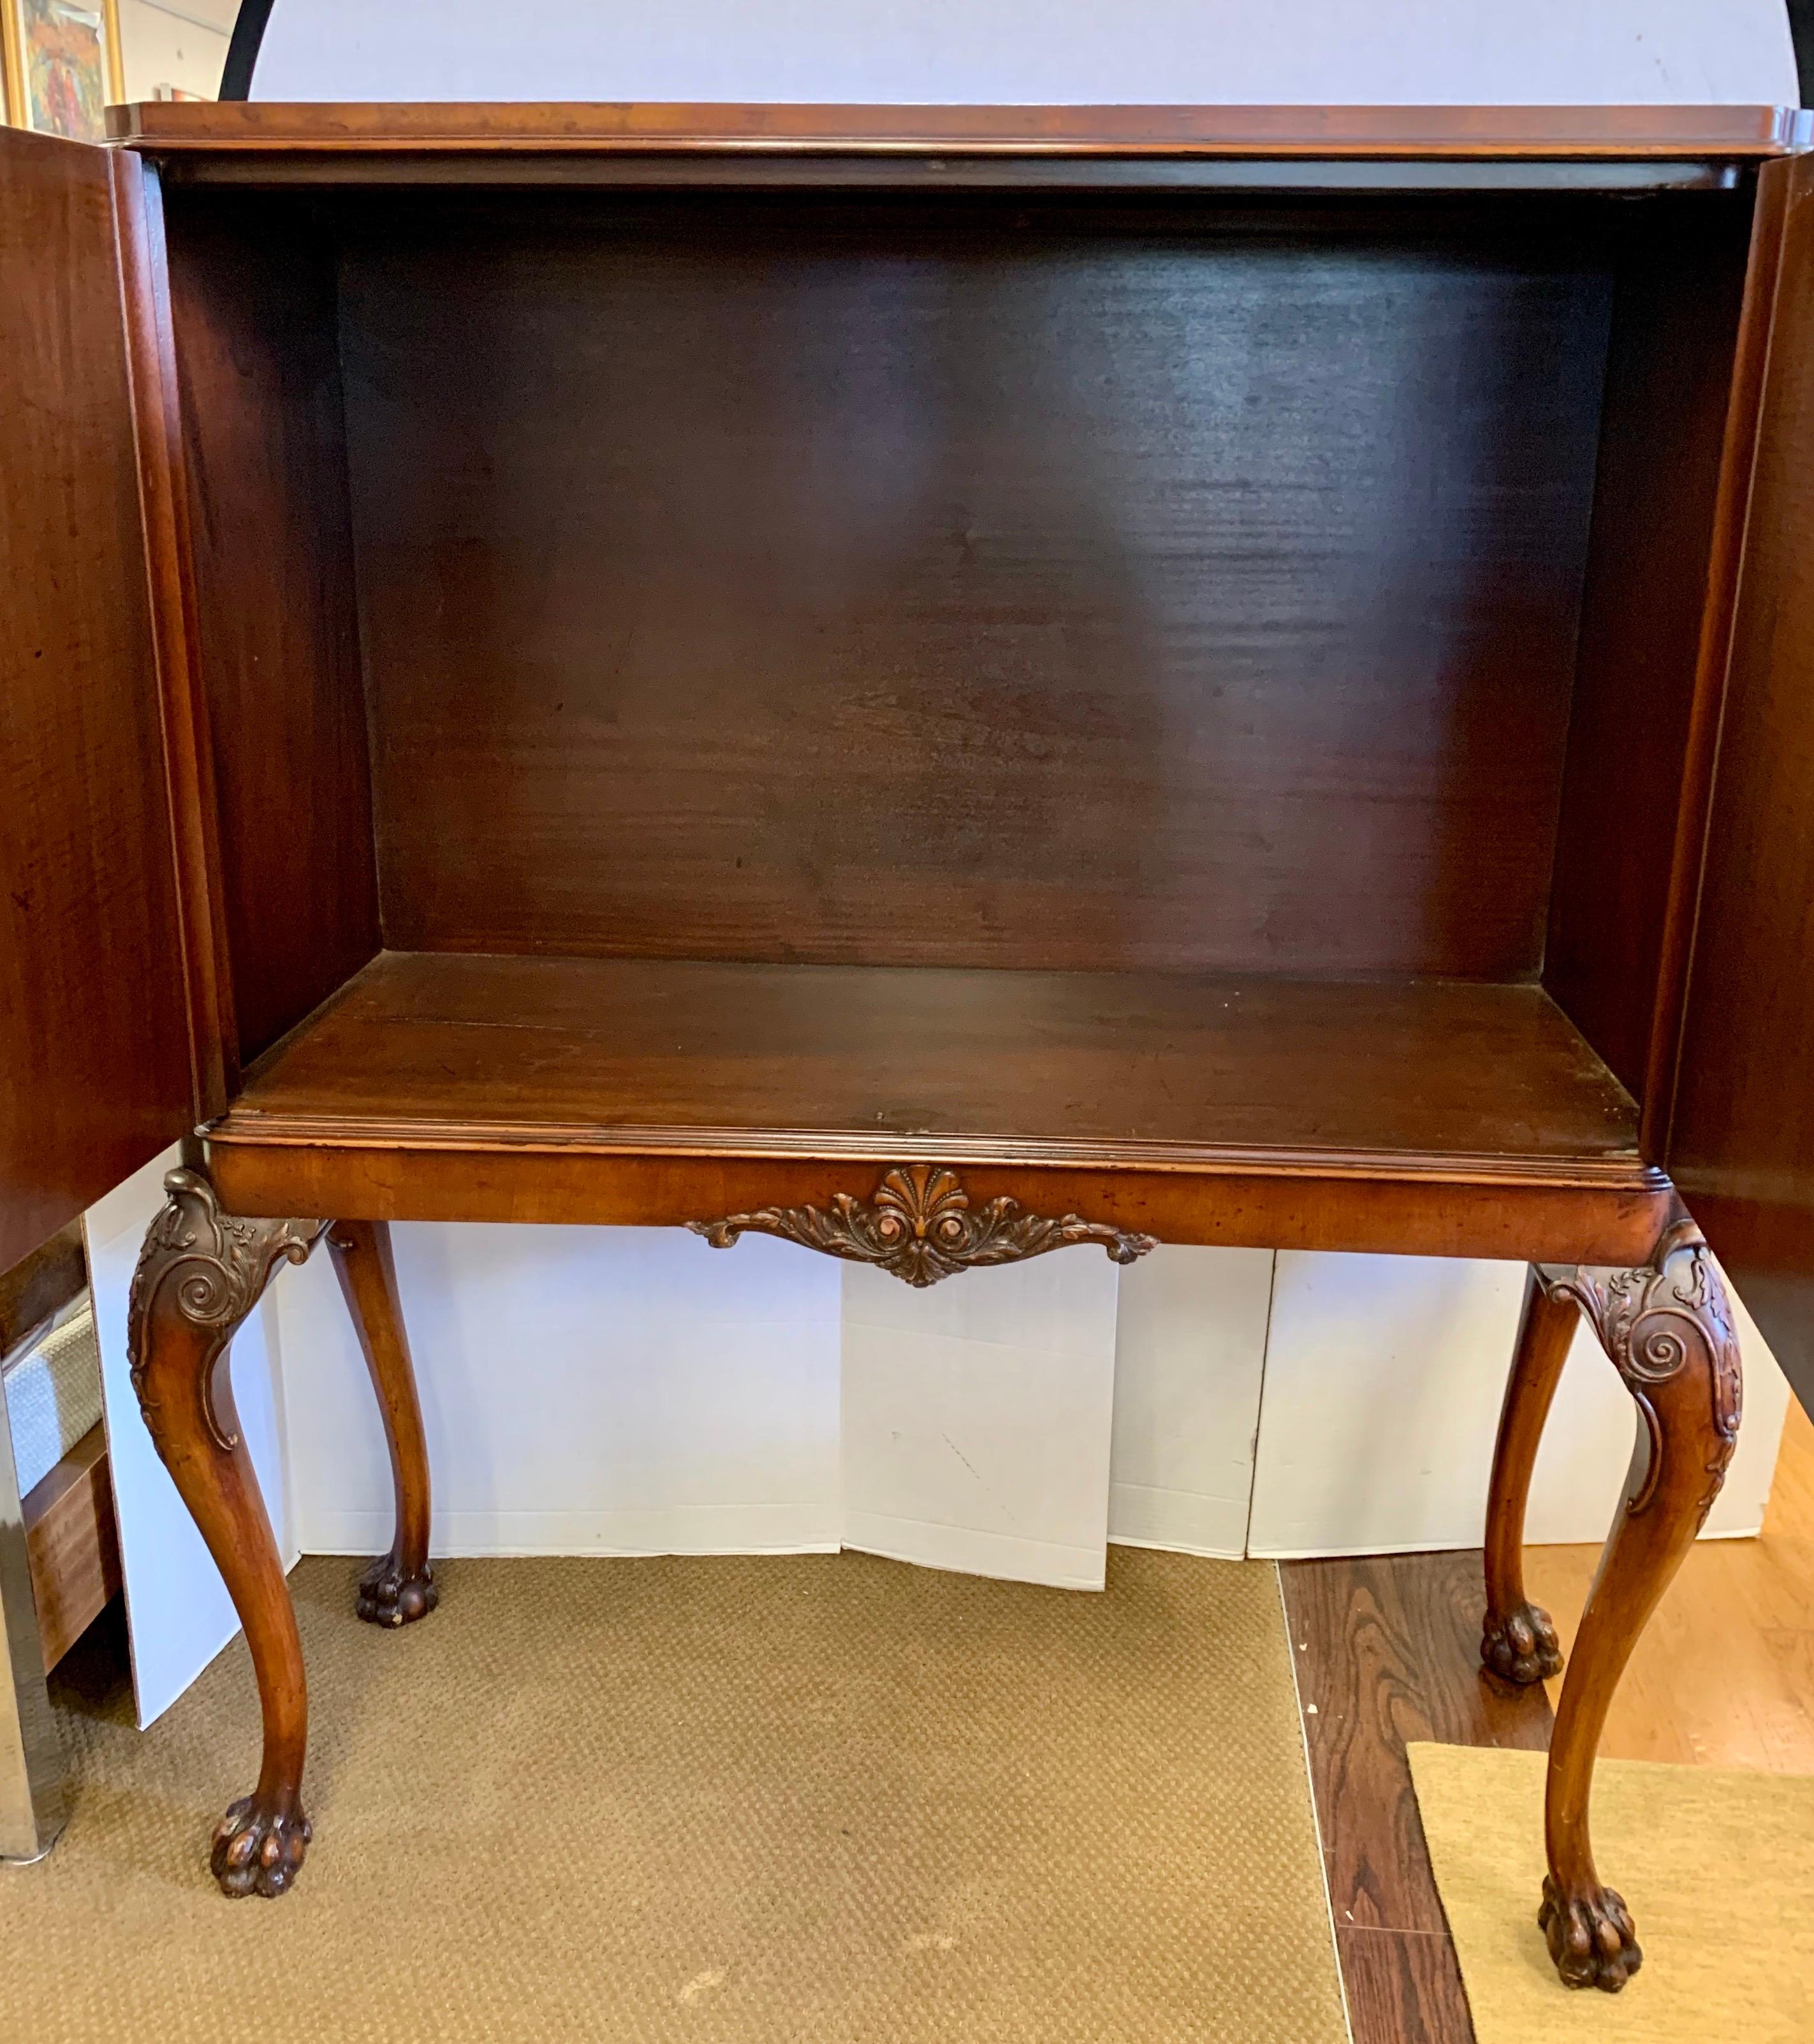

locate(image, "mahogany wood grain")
(340, 193), (1607, 979)
(223, 953), (1644, 1171)
(112, 152), (237, 1110)
(204, 1141), (1674, 1271)
(108, 100), (1813, 159)
(0, 128), (196, 1273)
(161, 191), (380, 1065)
(1669, 157), (1814, 1411)
(196, 951), (1679, 1258)
(22, 1424), (121, 1673)
(1542, 192), (1753, 1107)
(1637, 161), (1808, 1153)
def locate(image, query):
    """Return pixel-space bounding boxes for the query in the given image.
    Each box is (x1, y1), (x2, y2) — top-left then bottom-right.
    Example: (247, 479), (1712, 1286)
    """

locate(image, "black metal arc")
(219, 0), (277, 102)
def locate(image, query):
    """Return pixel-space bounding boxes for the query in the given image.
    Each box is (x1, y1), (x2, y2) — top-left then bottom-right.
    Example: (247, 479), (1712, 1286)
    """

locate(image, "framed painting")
(1, 0), (122, 142)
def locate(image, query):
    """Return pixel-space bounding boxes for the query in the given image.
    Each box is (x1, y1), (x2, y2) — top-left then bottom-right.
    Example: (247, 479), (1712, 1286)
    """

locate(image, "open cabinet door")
(0, 128), (196, 1276)
(1669, 156), (1814, 1411)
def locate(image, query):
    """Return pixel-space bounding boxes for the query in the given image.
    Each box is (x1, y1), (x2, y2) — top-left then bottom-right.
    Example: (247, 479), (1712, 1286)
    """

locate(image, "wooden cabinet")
(3, 101), (1810, 1983)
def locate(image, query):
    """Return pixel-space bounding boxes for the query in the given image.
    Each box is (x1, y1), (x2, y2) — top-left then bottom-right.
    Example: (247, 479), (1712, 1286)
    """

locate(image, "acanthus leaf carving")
(1539, 1219), (1742, 1523)
(689, 1164), (1158, 1288)
(128, 1168), (329, 1454)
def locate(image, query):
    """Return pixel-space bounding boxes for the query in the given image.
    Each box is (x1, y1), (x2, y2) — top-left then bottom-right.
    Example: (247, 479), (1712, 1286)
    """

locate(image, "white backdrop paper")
(276, 1224), (843, 1559)
(842, 1253), (1120, 1589)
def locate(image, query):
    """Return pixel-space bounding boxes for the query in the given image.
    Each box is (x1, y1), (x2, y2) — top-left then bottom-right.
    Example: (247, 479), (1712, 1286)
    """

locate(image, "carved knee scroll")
(1539, 1224), (1743, 1531)
(129, 1169), (330, 1897)
(689, 1164), (1157, 1288)
(1529, 1221), (1741, 1990)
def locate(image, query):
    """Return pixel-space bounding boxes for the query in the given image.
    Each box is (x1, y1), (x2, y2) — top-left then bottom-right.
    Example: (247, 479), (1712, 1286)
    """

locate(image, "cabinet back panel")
(340, 195), (1611, 975)
(165, 194), (381, 1064)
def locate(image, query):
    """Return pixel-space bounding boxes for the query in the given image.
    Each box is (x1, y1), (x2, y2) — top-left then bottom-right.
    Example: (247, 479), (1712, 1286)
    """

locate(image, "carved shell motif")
(689, 1164), (1157, 1288)
(1542, 1220), (1742, 1522)
(128, 1169), (327, 1454)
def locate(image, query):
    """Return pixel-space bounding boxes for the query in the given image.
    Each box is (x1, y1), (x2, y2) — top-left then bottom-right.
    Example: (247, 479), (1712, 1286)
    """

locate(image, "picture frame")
(1, 0), (122, 143)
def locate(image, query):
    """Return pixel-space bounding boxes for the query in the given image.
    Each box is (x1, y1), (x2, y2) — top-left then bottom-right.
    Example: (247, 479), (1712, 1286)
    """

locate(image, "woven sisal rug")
(3, 1548), (1345, 2043)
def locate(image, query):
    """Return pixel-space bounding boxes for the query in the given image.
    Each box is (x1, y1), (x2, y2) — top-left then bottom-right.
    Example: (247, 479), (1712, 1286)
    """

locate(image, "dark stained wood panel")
(1670, 158), (1814, 1409)
(340, 195), (1611, 979)
(1542, 193), (1753, 1108)
(110, 99), (1814, 159)
(0, 129), (194, 1273)
(224, 951), (1642, 1173)
(164, 193), (381, 1064)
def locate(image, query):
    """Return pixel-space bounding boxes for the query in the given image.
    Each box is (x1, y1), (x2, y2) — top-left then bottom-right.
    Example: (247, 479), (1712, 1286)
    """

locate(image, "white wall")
(253, 1), (1797, 106)
(118, 0), (233, 101)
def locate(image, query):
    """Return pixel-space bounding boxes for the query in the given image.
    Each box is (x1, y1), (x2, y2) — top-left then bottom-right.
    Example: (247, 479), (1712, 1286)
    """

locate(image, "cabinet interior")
(161, 176), (1757, 1169)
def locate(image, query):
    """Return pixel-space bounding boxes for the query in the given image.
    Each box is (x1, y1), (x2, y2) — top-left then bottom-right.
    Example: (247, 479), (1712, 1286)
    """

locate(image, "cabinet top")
(109, 100), (1812, 168)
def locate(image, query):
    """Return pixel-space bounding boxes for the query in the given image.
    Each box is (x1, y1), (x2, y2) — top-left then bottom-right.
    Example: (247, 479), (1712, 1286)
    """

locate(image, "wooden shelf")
(221, 951), (1642, 1183)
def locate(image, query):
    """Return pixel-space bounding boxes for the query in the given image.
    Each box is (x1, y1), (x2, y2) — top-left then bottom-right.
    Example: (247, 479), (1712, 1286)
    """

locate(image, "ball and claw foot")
(212, 1795), (311, 1899)
(1482, 1602), (1563, 1685)
(356, 1554), (438, 1628)
(1540, 1874), (1642, 1992)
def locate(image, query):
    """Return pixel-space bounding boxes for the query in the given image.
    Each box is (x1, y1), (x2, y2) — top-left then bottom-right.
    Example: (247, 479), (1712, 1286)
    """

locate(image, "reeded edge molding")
(203, 1112), (1667, 1190)
(689, 1163), (1157, 1287)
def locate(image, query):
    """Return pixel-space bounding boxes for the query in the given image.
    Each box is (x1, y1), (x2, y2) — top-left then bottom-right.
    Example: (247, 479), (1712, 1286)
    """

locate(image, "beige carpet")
(1410, 1741), (1814, 2042)
(2, 1549), (1345, 2043)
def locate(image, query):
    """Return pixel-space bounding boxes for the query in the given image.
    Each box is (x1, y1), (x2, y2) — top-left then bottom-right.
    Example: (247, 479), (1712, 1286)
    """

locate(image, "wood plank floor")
(1282, 1398), (1814, 2044)
(1280, 1551), (1549, 2044)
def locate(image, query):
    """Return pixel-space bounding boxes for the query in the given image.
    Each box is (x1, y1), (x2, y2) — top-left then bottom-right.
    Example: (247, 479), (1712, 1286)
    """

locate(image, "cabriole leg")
(1481, 1271), (1577, 1684)
(128, 1168), (326, 1897)
(327, 1222), (437, 1627)
(1535, 1223), (1742, 1990)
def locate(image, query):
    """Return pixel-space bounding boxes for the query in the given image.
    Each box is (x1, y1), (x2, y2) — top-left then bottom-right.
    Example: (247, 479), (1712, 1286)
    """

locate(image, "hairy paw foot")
(1540, 1874), (1641, 1991)
(356, 1554), (438, 1628)
(1482, 1602), (1562, 1685)
(212, 1795), (311, 1899)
